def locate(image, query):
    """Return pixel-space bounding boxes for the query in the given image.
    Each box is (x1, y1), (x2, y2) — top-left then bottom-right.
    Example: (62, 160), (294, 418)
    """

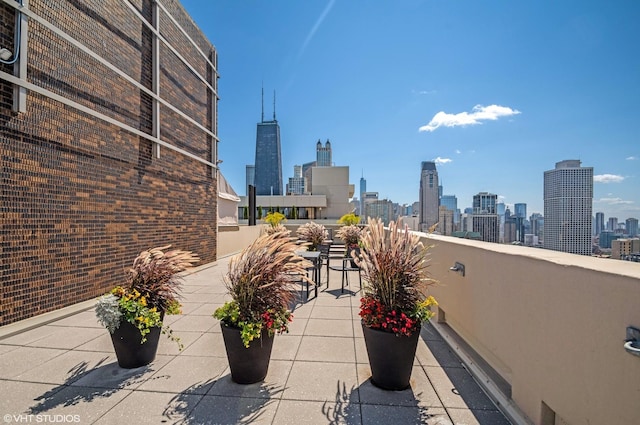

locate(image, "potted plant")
(95, 245), (199, 368)
(337, 212), (360, 226)
(296, 221), (328, 251)
(263, 211), (288, 235)
(357, 217), (438, 390)
(213, 231), (312, 384)
(335, 224), (363, 267)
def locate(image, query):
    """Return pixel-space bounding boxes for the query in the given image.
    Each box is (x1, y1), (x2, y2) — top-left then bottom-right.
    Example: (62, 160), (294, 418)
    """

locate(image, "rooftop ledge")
(411, 230), (640, 425)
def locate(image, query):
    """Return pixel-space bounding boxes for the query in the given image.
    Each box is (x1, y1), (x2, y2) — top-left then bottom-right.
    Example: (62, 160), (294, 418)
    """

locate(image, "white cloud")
(626, 156), (637, 160)
(593, 174), (625, 183)
(412, 89), (437, 95)
(434, 157), (452, 165)
(595, 197), (634, 205)
(455, 149), (461, 154)
(419, 104), (521, 132)
(297, 0), (335, 60)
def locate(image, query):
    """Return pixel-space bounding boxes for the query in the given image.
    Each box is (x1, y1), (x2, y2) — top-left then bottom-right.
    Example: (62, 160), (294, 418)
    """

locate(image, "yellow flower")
(140, 296), (147, 307)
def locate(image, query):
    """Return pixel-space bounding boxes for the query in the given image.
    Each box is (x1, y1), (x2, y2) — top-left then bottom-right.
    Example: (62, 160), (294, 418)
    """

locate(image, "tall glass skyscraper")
(359, 175), (366, 216)
(543, 160), (593, 255)
(254, 92), (283, 196)
(626, 218), (639, 237)
(595, 212), (605, 236)
(316, 139), (332, 166)
(473, 192), (497, 214)
(419, 161), (439, 232)
(514, 203), (527, 218)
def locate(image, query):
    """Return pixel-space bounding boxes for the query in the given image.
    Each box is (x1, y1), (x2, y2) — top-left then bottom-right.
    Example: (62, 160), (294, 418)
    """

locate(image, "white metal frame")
(0, 0), (219, 169)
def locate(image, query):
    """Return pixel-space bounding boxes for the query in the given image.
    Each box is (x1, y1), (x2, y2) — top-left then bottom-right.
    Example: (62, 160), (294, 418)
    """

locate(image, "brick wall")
(0, 0), (218, 325)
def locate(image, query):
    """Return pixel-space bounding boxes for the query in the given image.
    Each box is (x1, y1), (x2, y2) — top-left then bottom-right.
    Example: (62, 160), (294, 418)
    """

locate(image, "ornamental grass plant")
(296, 221), (328, 250)
(263, 212), (289, 236)
(357, 217), (437, 336)
(214, 231), (313, 347)
(336, 224), (362, 247)
(95, 245), (199, 347)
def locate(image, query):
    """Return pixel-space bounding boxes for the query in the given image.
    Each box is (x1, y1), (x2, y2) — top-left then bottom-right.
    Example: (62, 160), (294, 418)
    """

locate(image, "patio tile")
(314, 293), (354, 307)
(137, 355), (227, 394)
(361, 404), (452, 425)
(49, 310), (103, 328)
(356, 363), (443, 408)
(286, 317), (309, 335)
(289, 304), (313, 319)
(426, 366), (498, 410)
(179, 331), (227, 358)
(207, 359), (291, 399)
(69, 355), (173, 391)
(272, 399), (362, 425)
(15, 350), (114, 385)
(0, 380), (132, 423)
(187, 395), (279, 425)
(417, 340), (463, 368)
(178, 301), (206, 315)
(93, 390), (203, 425)
(447, 407), (512, 425)
(271, 334), (302, 360)
(305, 318), (354, 337)
(167, 314), (216, 332)
(190, 302), (221, 316)
(354, 337), (369, 364)
(1, 325), (62, 346)
(75, 333), (113, 353)
(310, 306), (354, 320)
(155, 330), (201, 356)
(296, 335), (355, 363)
(26, 326), (105, 350)
(0, 344), (19, 355)
(0, 346), (67, 379)
(282, 361), (360, 403)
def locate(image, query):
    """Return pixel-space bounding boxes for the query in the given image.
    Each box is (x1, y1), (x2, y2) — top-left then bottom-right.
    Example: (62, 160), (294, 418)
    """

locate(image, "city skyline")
(181, 1), (640, 220)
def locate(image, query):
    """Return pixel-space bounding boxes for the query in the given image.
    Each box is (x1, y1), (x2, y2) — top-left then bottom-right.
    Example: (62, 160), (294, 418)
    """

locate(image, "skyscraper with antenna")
(254, 87), (283, 196)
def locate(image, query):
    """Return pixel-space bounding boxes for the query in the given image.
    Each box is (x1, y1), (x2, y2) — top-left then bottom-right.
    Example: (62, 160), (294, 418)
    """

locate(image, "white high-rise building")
(419, 161), (439, 232)
(543, 160), (593, 255)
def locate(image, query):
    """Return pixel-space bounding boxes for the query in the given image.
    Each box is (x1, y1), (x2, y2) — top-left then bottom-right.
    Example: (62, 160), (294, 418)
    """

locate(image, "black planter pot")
(361, 322), (420, 390)
(110, 320), (162, 369)
(220, 323), (275, 384)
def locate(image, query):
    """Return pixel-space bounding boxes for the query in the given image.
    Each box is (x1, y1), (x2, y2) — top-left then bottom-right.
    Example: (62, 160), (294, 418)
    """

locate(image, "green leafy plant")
(264, 211), (286, 227)
(95, 246), (199, 349)
(296, 221), (328, 251)
(338, 213), (360, 226)
(263, 212), (289, 236)
(357, 217), (437, 337)
(213, 231), (313, 347)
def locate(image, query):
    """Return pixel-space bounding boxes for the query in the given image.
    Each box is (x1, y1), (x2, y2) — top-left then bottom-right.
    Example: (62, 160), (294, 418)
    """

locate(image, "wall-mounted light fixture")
(625, 326), (640, 357)
(0, 48), (12, 61)
(449, 262), (465, 277)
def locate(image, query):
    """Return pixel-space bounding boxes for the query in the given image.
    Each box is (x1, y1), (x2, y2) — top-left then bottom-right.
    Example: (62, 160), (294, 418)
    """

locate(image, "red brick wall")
(0, 0), (218, 325)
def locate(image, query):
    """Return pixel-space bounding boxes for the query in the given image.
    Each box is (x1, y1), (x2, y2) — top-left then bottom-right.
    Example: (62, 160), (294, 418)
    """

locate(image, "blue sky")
(181, 0), (639, 221)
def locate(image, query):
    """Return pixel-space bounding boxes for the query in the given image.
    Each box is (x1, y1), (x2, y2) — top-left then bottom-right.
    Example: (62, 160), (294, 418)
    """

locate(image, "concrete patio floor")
(0, 255), (512, 425)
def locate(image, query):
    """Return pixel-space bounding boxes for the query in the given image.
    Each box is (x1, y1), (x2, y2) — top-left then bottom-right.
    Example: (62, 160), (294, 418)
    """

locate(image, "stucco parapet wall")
(418, 232), (640, 279)
(239, 195), (327, 208)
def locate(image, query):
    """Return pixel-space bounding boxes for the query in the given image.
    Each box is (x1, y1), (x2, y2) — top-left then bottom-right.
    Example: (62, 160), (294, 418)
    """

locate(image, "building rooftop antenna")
(261, 84), (264, 122)
(273, 90), (276, 121)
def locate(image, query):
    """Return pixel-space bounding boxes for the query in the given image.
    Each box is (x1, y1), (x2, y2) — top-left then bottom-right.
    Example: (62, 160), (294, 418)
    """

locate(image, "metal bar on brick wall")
(152, 0), (161, 159)
(155, 0), (218, 75)
(12, 0), (27, 112)
(0, 69), (217, 169)
(122, 0), (218, 96)
(0, 0), (219, 143)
